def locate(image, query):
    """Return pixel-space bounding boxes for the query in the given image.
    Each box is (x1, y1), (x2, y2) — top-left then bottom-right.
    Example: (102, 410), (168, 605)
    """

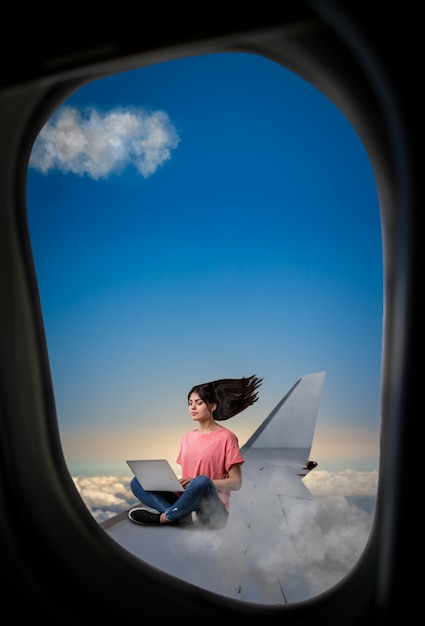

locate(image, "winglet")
(241, 371), (325, 468)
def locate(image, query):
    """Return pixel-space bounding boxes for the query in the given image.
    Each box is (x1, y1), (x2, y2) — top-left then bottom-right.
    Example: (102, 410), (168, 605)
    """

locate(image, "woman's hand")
(179, 477), (193, 489)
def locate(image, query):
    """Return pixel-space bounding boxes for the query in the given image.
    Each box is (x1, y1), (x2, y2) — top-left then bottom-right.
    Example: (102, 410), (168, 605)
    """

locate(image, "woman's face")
(188, 391), (216, 424)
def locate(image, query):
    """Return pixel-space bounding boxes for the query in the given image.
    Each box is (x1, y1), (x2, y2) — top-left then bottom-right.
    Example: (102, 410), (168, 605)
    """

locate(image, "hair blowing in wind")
(188, 375), (263, 421)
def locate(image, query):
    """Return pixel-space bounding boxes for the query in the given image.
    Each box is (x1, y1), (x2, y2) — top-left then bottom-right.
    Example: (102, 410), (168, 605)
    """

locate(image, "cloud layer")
(73, 469), (377, 602)
(29, 105), (180, 179)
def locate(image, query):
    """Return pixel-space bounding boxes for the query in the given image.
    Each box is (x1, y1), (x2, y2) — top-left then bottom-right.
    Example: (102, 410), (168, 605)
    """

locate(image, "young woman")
(128, 375), (262, 528)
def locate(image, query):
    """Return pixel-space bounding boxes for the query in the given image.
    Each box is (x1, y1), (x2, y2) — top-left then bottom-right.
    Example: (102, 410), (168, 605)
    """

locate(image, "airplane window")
(26, 51), (381, 604)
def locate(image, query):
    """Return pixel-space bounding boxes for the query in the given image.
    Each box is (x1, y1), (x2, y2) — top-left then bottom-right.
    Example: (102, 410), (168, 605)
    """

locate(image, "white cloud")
(29, 105), (180, 179)
(304, 468), (379, 497)
(72, 474), (138, 522)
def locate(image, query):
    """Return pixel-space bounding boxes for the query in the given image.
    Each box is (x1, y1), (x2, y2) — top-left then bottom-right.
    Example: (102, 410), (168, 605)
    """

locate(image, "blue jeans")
(130, 474), (229, 528)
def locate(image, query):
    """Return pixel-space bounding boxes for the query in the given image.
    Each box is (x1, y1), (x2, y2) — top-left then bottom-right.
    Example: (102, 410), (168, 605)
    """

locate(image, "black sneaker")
(128, 507), (161, 525)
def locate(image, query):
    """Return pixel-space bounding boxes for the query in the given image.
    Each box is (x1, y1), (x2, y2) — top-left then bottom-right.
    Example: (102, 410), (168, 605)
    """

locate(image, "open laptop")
(126, 459), (184, 492)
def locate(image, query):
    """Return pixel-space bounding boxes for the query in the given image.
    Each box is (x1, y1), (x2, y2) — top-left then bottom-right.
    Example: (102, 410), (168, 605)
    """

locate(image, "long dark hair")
(188, 375), (262, 421)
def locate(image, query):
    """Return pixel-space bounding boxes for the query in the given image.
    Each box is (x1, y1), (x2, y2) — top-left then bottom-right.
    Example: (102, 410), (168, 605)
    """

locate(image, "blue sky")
(26, 51), (382, 473)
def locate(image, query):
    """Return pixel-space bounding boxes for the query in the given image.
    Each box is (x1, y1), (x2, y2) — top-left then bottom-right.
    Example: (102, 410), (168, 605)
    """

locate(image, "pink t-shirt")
(176, 427), (244, 511)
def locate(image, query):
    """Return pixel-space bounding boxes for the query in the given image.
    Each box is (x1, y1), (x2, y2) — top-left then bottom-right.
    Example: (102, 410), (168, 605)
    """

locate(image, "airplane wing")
(102, 371), (325, 605)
